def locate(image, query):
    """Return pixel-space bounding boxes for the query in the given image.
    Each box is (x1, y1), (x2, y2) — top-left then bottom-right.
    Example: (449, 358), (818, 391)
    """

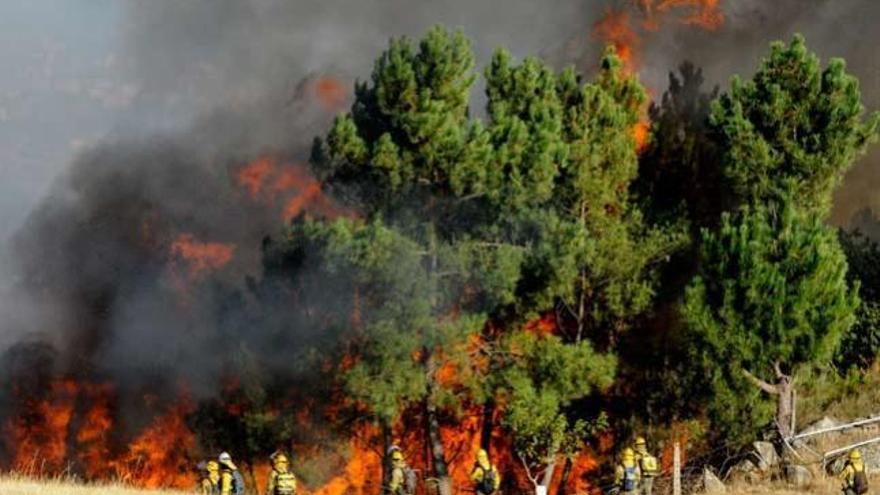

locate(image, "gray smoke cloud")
(1, 0), (879, 443)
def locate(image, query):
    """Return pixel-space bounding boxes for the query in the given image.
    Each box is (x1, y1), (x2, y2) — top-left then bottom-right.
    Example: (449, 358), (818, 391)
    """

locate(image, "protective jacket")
(267, 468), (297, 495)
(220, 462), (245, 495)
(635, 447), (659, 477)
(840, 459), (868, 494)
(614, 459), (641, 494)
(201, 474), (220, 495)
(471, 461), (501, 494)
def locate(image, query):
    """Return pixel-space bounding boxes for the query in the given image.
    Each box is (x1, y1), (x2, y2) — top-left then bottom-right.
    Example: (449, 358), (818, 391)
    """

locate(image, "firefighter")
(219, 452), (245, 495)
(199, 459), (220, 495)
(387, 447), (414, 495)
(839, 449), (869, 495)
(614, 448), (641, 495)
(470, 449), (501, 495)
(266, 451), (297, 495)
(633, 437), (659, 495)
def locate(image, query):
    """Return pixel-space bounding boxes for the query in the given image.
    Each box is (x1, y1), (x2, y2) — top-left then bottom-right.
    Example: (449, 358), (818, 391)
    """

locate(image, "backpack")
(404, 466), (418, 495)
(639, 454), (659, 477)
(853, 467), (869, 495)
(274, 471), (297, 495)
(231, 470), (245, 495)
(622, 465), (637, 492)
(478, 466), (497, 494)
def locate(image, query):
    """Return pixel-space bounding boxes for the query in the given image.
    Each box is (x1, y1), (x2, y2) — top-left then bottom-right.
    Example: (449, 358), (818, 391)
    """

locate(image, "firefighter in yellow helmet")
(219, 452), (245, 495)
(266, 451), (297, 495)
(633, 437), (659, 495)
(386, 447), (414, 495)
(614, 448), (641, 495)
(839, 449), (869, 495)
(199, 460), (220, 495)
(470, 449), (501, 495)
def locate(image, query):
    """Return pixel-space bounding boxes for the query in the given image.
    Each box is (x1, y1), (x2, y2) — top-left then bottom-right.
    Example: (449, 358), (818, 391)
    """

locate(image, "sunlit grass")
(0, 474), (189, 495)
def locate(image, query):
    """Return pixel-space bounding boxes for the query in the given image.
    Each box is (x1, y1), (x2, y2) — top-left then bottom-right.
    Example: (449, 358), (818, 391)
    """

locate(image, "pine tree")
(684, 200), (857, 442)
(683, 35), (877, 443)
(709, 35), (878, 215)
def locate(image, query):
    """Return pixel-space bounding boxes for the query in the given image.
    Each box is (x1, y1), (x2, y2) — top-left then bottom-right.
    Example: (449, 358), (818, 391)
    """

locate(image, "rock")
(703, 467), (726, 493)
(801, 416), (841, 435)
(794, 416), (841, 447)
(753, 441), (779, 471)
(784, 464), (813, 488)
(727, 459), (762, 485)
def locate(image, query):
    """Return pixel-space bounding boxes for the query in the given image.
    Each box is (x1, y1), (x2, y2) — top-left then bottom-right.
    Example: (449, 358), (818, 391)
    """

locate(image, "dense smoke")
(1, 0), (879, 471)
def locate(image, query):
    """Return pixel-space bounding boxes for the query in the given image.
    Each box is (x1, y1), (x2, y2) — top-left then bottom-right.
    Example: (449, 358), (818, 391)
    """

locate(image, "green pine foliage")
(680, 35), (877, 445)
(710, 35), (879, 214)
(247, 26), (880, 478)
(684, 200), (858, 443)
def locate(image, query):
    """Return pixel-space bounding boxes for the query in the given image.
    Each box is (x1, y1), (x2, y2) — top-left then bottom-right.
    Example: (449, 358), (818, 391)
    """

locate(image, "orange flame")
(312, 77), (347, 112)
(593, 1), (723, 151)
(4, 380), (77, 474)
(169, 234), (236, 281)
(76, 383), (115, 479)
(641, 0), (724, 31)
(594, 0), (725, 75)
(110, 395), (196, 489)
(593, 8), (640, 74)
(312, 425), (382, 495)
(523, 313), (558, 336)
(236, 157), (275, 199)
(234, 157), (353, 222)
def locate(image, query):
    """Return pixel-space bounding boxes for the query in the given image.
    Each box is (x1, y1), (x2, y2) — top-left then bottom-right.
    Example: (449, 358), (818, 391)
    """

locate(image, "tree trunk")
(555, 457), (573, 495)
(743, 363), (795, 439)
(382, 421), (392, 490)
(480, 400), (495, 450)
(539, 456), (558, 495)
(776, 376), (794, 439)
(425, 355), (452, 495)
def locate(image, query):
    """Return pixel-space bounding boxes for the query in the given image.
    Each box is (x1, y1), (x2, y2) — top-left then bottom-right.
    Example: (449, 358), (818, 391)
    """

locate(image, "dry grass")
(0, 475), (189, 495)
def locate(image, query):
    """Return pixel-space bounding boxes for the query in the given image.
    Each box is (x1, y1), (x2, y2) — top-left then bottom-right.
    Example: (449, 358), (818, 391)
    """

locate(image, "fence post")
(673, 441), (681, 495)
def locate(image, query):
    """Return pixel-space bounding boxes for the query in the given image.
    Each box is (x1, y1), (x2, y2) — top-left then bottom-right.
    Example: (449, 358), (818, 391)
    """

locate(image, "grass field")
(0, 476), (188, 495)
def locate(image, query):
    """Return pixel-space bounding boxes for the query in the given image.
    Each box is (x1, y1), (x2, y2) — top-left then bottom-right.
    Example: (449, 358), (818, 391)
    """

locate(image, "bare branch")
(742, 368), (778, 395)
(518, 452), (540, 488)
(773, 361), (785, 380)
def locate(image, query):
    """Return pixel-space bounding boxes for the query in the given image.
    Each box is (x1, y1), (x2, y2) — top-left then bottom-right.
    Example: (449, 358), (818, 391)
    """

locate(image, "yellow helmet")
(206, 460), (220, 473)
(391, 450), (404, 462)
(271, 452), (289, 466)
(849, 449), (861, 461)
(635, 437), (646, 446)
(477, 449), (489, 465)
(623, 448), (635, 460)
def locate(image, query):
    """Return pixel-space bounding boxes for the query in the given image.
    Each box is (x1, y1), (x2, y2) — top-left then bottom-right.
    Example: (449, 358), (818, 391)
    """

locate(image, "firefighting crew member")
(471, 448), (501, 495)
(614, 448), (641, 495)
(839, 449), (869, 495)
(200, 459), (221, 495)
(219, 451), (245, 495)
(634, 437), (659, 495)
(266, 451), (297, 495)
(387, 447), (411, 495)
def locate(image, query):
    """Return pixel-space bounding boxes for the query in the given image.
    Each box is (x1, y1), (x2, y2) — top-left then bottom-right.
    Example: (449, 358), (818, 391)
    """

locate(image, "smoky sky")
(1, 0), (880, 397)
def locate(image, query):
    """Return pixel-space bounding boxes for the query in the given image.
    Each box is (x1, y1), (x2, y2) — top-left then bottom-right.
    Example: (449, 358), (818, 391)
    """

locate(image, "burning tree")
(299, 26), (679, 495)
